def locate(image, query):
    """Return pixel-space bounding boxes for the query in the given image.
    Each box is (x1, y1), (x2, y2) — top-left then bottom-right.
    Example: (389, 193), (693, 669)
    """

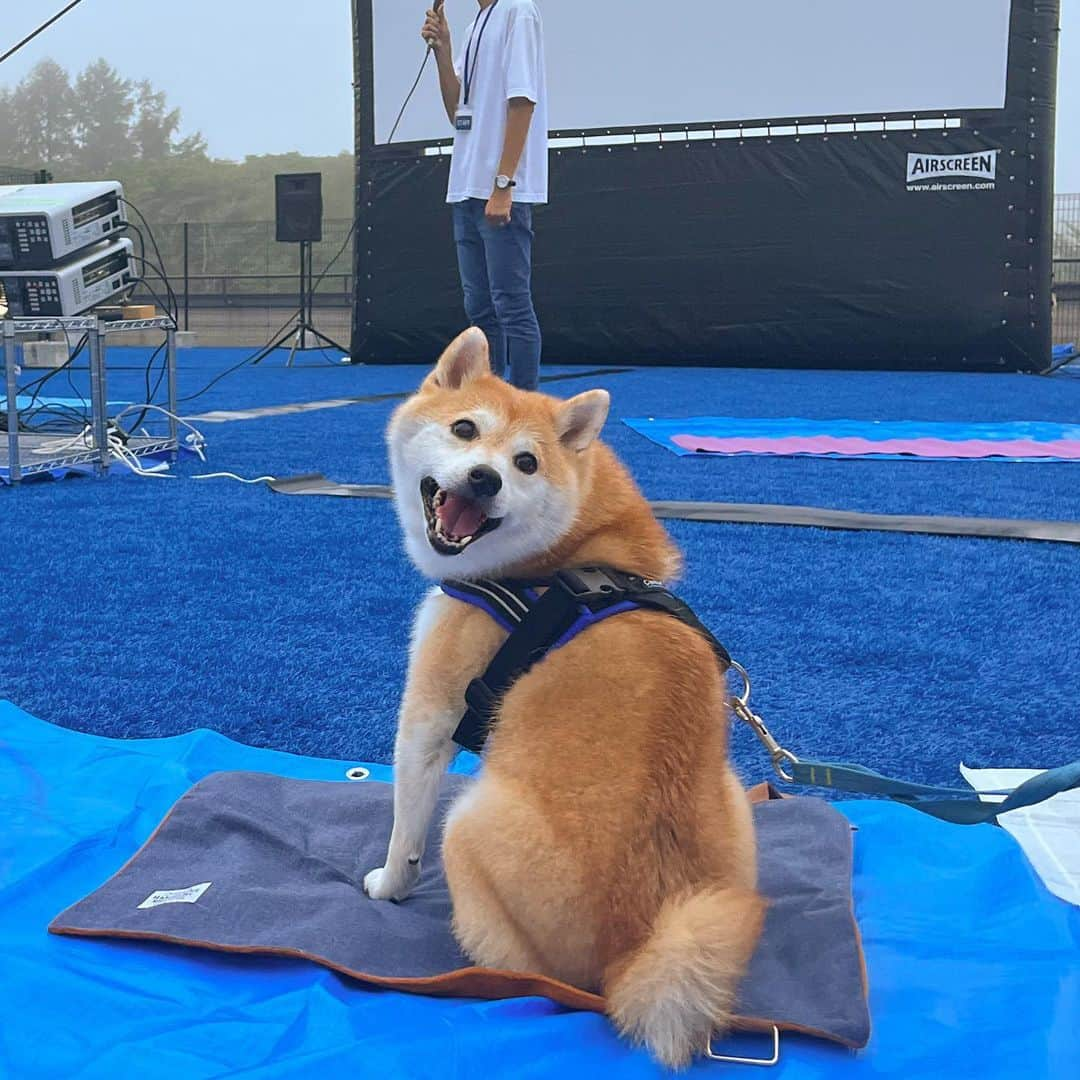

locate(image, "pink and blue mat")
(625, 416), (1080, 461)
(2, 700), (1076, 1078)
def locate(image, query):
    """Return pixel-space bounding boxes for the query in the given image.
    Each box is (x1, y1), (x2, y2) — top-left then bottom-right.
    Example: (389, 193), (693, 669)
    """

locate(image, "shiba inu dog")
(365, 327), (763, 1068)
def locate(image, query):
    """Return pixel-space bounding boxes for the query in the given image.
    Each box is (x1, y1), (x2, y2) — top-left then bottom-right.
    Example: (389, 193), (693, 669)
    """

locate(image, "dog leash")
(729, 661), (1080, 824)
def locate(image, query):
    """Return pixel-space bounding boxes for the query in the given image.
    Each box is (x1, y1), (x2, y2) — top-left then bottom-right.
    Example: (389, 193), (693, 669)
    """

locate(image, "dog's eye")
(451, 419), (478, 441)
(514, 452), (538, 475)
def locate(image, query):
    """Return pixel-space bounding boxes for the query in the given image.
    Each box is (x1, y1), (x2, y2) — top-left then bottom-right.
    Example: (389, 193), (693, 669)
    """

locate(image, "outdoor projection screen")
(373, 0), (1012, 145)
(352, 0), (1058, 372)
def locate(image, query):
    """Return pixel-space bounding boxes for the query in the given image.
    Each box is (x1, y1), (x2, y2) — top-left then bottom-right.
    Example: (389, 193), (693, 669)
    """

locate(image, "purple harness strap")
(440, 580), (641, 650)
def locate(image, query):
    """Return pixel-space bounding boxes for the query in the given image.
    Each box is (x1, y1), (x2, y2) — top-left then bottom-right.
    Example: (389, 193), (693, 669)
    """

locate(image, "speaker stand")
(251, 240), (349, 366)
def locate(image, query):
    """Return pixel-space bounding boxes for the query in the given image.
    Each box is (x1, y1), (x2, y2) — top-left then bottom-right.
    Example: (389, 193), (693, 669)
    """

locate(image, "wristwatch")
(494, 174), (517, 190)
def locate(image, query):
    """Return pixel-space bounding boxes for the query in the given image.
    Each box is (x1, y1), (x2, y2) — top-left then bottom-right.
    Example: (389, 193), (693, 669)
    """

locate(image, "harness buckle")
(554, 566), (624, 604)
(452, 678), (501, 754)
(464, 678), (498, 722)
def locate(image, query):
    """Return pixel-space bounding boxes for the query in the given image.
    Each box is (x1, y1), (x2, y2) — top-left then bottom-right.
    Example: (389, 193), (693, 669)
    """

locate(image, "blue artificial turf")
(1, 346), (1078, 794)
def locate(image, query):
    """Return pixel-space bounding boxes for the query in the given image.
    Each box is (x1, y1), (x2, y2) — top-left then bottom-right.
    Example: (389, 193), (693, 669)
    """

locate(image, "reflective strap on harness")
(451, 566), (731, 754)
(557, 567), (731, 670)
(453, 580), (585, 753)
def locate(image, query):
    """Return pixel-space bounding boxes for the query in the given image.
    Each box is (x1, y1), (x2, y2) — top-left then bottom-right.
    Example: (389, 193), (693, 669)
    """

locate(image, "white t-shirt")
(447, 0), (548, 204)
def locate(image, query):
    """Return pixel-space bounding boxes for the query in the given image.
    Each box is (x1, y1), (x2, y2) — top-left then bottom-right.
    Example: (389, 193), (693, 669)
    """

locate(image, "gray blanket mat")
(51, 773), (870, 1049)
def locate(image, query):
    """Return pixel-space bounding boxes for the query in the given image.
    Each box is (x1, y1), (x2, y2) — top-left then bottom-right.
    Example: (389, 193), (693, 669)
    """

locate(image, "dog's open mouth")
(420, 476), (502, 555)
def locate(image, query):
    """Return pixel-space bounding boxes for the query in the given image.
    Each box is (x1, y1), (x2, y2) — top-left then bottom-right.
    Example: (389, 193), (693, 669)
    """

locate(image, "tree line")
(0, 59), (354, 225)
(1, 58), (205, 175)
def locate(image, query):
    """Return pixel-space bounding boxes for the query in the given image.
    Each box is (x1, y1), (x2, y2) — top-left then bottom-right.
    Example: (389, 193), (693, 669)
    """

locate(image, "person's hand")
(421, 7), (451, 56)
(485, 187), (513, 227)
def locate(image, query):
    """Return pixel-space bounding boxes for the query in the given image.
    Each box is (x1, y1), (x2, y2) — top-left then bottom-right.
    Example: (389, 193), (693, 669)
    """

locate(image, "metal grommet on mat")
(345, 766), (370, 781)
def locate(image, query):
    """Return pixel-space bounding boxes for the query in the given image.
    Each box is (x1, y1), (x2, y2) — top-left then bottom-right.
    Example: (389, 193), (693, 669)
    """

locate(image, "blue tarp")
(2, 701), (1077, 1078)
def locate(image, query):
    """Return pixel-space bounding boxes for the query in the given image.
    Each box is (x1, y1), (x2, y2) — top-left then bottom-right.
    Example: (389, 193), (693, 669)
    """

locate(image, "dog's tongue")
(437, 492), (485, 539)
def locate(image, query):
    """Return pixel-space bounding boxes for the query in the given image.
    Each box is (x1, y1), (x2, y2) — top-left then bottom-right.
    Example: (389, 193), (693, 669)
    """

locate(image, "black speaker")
(275, 172), (323, 243)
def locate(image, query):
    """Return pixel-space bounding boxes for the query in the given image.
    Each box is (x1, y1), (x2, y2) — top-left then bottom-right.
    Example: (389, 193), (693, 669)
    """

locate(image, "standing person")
(421, 1), (547, 391)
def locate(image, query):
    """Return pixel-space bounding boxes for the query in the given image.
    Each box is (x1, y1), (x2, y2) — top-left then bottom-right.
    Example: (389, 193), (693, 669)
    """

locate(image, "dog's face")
(387, 328), (610, 580)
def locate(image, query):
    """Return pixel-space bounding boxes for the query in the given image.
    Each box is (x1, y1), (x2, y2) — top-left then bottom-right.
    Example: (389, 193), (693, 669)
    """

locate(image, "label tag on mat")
(138, 882), (212, 910)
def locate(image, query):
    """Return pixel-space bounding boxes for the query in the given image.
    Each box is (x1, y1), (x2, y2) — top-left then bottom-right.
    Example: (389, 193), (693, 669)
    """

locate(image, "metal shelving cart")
(2, 316), (177, 485)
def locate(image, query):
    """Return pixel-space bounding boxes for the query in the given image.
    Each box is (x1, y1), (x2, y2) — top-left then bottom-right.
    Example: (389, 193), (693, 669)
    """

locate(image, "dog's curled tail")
(604, 885), (766, 1070)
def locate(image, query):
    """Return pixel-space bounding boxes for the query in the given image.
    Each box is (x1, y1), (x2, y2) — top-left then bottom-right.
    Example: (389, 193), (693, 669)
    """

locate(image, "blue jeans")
(452, 198), (542, 390)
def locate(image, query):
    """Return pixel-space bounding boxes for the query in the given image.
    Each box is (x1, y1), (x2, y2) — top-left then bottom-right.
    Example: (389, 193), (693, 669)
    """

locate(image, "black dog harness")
(441, 566), (731, 753)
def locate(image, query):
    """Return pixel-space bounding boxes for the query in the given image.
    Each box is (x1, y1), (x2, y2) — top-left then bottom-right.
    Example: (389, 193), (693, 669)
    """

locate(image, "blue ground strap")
(790, 758), (1080, 825)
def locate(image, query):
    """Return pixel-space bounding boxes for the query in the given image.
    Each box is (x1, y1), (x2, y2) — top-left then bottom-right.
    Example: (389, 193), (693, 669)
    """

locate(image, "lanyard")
(462, 0), (500, 107)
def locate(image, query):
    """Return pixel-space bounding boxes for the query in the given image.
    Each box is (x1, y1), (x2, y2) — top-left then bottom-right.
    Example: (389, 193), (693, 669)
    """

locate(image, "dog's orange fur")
(388, 332), (764, 1068)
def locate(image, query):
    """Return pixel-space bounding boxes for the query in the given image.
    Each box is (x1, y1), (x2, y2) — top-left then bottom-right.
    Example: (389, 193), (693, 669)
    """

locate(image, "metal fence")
(0, 165), (51, 184)
(134, 197), (1079, 351)
(1053, 192), (1080, 347)
(132, 219), (354, 348)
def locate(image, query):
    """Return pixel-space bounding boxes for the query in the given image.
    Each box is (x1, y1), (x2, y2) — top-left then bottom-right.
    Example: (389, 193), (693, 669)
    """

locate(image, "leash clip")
(729, 661), (799, 784)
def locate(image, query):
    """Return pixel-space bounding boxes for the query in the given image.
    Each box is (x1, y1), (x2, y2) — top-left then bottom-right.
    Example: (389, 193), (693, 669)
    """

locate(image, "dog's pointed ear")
(429, 327), (491, 390)
(556, 389), (610, 452)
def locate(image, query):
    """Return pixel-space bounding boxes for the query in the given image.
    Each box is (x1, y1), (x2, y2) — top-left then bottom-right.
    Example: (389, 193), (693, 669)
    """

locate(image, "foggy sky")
(2, 1), (1077, 190)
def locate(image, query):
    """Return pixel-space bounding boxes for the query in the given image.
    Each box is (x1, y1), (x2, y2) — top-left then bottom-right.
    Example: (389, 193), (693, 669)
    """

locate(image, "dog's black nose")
(467, 465), (502, 498)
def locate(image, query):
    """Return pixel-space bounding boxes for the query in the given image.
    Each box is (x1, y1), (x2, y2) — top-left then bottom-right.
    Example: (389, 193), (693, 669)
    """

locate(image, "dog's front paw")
(363, 864), (418, 901)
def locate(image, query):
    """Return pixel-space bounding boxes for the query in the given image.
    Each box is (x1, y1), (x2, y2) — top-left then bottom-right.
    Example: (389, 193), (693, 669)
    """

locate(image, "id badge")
(455, 106), (473, 132)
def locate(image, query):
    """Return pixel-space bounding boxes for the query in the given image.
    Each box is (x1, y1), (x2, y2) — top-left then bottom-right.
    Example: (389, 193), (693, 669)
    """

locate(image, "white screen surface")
(373, 1), (1012, 145)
